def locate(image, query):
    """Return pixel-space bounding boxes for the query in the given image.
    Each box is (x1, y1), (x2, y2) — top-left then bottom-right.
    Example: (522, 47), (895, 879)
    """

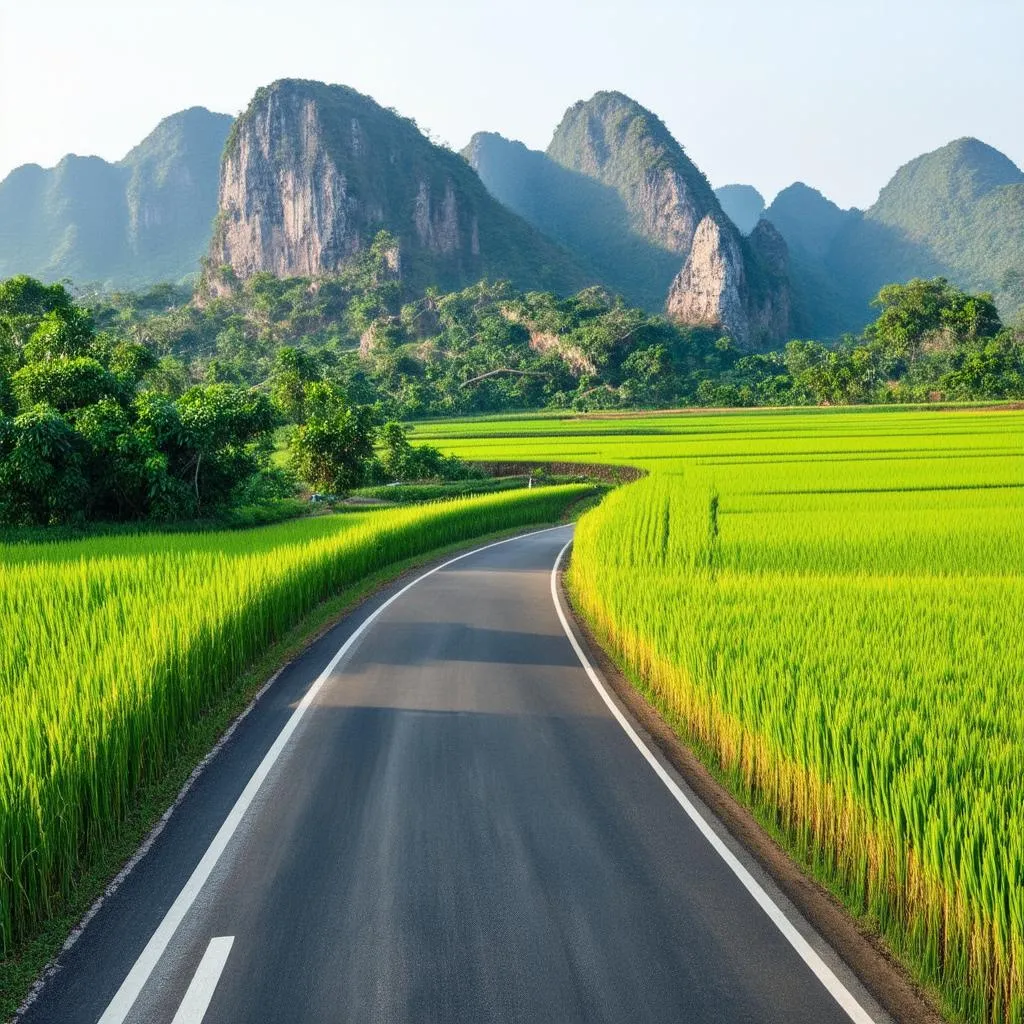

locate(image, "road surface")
(21, 525), (888, 1024)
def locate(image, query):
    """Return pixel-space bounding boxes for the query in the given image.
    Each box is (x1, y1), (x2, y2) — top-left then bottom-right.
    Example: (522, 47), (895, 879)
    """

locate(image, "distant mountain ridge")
(0, 108), (232, 288)
(3, 88), (1024, 342)
(756, 138), (1024, 335)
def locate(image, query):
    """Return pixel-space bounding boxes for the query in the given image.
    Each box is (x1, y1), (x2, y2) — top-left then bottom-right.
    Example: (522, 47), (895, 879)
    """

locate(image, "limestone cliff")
(477, 90), (795, 347)
(208, 80), (585, 296)
(666, 216), (746, 337)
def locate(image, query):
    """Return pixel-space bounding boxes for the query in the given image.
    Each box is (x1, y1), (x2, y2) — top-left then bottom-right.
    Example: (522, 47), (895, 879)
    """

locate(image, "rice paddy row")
(418, 407), (1024, 1024)
(0, 485), (590, 957)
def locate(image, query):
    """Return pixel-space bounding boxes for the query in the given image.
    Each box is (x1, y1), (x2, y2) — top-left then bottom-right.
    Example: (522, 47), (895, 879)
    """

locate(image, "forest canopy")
(2, 235), (1022, 525)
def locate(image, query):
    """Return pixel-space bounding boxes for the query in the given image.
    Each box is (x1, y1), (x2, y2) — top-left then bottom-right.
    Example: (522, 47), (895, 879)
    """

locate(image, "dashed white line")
(170, 937), (234, 1024)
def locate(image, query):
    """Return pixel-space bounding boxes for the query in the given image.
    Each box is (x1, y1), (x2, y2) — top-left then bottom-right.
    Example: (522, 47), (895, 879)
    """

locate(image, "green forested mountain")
(761, 183), (869, 337)
(207, 80), (588, 298)
(0, 108), (233, 288)
(714, 185), (765, 234)
(764, 139), (1024, 335)
(462, 132), (680, 310)
(847, 138), (1024, 315)
(469, 91), (795, 348)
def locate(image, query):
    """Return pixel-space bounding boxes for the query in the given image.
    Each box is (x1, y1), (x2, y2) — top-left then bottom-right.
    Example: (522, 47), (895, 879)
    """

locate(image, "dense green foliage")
(3, 266), (1022, 527)
(0, 483), (590, 958)
(0, 275), (286, 525)
(0, 109), (232, 289)
(82, 251), (738, 417)
(421, 407), (1024, 1024)
(701, 278), (1023, 406)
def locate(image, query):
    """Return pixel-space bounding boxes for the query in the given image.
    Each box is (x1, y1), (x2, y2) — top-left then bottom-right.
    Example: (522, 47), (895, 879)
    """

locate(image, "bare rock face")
(207, 80), (585, 296)
(666, 215), (747, 341)
(666, 216), (793, 348)
(213, 90), (352, 283)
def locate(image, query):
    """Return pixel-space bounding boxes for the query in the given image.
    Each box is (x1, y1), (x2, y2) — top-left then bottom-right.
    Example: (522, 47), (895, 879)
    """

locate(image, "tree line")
(3, 232), (1022, 525)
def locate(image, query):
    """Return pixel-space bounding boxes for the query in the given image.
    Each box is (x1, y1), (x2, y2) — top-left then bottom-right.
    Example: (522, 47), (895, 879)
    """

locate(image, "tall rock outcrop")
(469, 91), (794, 347)
(208, 80), (585, 296)
(667, 216), (745, 332)
(0, 107), (232, 288)
(665, 216), (791, 347)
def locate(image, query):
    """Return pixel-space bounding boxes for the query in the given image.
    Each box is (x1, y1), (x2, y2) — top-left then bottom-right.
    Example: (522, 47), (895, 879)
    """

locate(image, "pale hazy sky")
(0, 0), (1020, 209)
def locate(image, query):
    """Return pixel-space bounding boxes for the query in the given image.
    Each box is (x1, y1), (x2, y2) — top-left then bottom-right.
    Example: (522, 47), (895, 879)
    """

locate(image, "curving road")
(21, 525), (890, 1024)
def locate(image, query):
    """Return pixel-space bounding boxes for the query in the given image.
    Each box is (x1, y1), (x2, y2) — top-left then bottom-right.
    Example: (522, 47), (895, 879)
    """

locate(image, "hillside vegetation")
(2, 260), (1023, 527)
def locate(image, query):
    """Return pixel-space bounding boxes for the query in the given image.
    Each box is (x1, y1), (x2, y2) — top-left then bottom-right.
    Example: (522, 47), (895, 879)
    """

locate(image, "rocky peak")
(547, 91), (720, 257)
(544, 91), (793, 347)
(208, 79), (584, 296)
(764, 182), (853, 258)
(715, 184), (766, 235)
(666, 216), (746, 339)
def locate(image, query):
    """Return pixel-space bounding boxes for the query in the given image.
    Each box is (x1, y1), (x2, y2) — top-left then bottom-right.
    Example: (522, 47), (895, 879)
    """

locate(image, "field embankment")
(0, 485), (591, 969)
(420, 407), (1024, 1024)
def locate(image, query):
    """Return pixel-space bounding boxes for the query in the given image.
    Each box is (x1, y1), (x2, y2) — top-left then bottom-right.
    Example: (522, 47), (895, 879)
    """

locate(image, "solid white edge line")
(549, 539), (878, 1024)
(96, 523), (571, 1024)
(169, 936), (234, 1024)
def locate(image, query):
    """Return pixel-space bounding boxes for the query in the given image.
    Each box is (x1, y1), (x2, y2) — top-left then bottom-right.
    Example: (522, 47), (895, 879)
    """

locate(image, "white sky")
(0, 0), (1021, 209)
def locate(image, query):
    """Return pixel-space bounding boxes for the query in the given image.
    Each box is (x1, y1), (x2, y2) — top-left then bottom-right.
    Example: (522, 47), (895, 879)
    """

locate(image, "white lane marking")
(170, 937), (234, 1024)
(97, 523), (571, 1024)
(549, 540), (878, 1024)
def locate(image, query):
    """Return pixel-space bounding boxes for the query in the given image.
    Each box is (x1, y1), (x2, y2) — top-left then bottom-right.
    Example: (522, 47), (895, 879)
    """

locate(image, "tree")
(867, 278), (1002, 365)
(23, 307), (96, 362)
(289, 382), (375, 493)
(0, 276), (77, 357)
(176, 384), (277, 509)
(270, 347), (320, 423)
(11, 357), (121, 413)
(0, 406), (89, 524)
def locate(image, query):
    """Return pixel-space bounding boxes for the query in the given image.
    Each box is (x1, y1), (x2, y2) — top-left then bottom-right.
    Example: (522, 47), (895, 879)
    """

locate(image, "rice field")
(417, 407), (1024, 1024)
(0, 484), (589, 957)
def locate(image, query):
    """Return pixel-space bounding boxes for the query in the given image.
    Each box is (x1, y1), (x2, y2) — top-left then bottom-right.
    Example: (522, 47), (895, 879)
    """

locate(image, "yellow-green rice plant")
(430, 407), (1024, 1024)
(0, 485), (589, 955)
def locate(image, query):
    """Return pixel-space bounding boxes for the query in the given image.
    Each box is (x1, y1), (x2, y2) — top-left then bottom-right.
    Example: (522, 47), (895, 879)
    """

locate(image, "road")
(20, 525), (889, 1024)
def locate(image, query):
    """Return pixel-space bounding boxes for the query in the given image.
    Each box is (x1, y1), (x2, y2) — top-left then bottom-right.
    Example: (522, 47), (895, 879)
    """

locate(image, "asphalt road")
(20, 525), (889, 1024)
